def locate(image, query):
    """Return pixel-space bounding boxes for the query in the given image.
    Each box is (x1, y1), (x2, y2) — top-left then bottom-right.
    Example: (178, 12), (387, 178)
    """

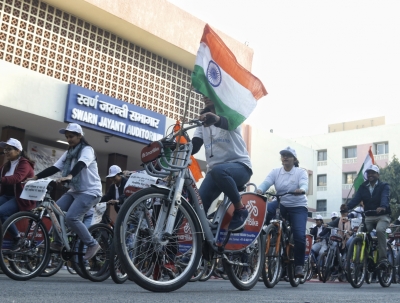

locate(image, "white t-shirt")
(5, 158), (20, 176)
(193, 124), (252, 170)
(54, 146), (102, 197)
(258, 167), (308, 208)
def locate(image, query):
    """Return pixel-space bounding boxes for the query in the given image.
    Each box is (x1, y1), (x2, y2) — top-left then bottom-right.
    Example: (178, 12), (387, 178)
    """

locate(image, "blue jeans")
(266, 201), (308, 267)
(54, 192), (100, 247)
(199, 162), (252, 213)
(0, 195), (20, 238)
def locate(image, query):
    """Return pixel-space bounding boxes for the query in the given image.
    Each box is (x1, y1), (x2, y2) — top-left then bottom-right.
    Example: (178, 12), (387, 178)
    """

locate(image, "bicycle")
(346, 210), (394, 288)
(388, 225), (400, 284)
(0, 180), (112, 281)
(318, 226), (349, 283)
(114, 119), (267, 292)
(262, 192), (306, 288)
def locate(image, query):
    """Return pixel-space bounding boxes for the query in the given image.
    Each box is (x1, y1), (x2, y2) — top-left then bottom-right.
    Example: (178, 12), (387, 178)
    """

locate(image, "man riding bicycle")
(347, 164), (391, 266)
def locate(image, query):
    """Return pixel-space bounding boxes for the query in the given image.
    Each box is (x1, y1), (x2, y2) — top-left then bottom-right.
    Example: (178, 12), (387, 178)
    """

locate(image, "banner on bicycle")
(20, 178), (53, 201)
(123, 170), (158, 197)
(216, 193), (267, 251)
(305, 234), (313, 258)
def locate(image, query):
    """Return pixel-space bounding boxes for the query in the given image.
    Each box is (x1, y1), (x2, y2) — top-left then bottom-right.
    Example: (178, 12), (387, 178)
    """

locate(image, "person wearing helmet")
(347, 164), (391, 266)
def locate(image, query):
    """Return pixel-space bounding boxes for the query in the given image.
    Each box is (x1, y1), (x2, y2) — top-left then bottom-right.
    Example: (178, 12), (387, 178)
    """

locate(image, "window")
(318, 150), (327, 161)
(344, 147), (357, 158)
(317, 175), (327, 186)
(375, 142), (389, 155)
(344, 172), (357, 184)
(317, 200), (327, 212)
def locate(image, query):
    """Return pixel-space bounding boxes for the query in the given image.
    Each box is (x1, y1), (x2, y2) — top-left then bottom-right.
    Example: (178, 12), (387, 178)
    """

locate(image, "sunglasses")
(281, 153), (293, 158)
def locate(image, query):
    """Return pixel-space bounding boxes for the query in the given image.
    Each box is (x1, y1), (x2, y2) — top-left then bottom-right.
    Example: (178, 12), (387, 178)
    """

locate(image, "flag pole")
(345, 182), (355, 204)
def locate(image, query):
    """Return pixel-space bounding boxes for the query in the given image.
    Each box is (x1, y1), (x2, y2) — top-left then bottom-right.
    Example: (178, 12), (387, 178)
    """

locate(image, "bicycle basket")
(141, 138), (192, 178)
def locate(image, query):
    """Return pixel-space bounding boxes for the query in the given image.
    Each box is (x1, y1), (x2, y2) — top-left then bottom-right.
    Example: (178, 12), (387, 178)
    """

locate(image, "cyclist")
(100, 165), (128, 214)
(257, 147), (308, 278)
(0, 138), (35, 250)
(27, 123), (102, 260)
(310, 215), (328, 260)
(347, 164), (391, 266)
(330, 211), (339, 222)
(191, 96), (252, 232)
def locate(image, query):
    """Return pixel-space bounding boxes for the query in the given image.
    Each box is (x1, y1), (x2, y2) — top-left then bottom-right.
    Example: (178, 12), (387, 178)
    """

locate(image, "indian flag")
(353, 147), (375, 191)
(191, 24), (267, 130)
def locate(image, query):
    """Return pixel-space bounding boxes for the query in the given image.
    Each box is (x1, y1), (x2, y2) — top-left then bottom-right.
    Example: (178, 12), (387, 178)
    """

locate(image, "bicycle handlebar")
(264, 191), (305, 198)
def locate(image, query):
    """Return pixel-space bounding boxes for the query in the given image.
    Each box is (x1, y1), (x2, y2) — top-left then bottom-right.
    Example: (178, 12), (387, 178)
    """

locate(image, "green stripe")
(353, 163), (365, 192)
(191, 65), (245, 130)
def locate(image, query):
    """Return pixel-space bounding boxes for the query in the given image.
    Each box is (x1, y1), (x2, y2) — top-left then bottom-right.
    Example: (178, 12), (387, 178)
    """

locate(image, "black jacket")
(310, 225), (325, 240)
(100, 176), (128, 213)
(348, 180), (390, 216)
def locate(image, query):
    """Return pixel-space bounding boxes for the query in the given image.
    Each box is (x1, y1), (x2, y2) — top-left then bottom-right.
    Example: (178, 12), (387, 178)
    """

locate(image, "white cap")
(106, 165), (122, 178)
(364, 164), (379, 179)
(280, 146), (297, 158)
(59, 123), (84, 136)
(314, 214), (323, 220)
(0, 138), (23, 151)
(331, 212), (339, 218)
(386, 228), (392, 234)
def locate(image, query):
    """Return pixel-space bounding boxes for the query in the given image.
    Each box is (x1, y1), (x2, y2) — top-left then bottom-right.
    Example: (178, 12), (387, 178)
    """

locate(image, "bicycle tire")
(199, 258), (216, 282)
(346, 236), (366, 288)
(262, 225), (282, 288)
(286, 234), (300, 287)
(114, 187), (202, 292)
(300, 255), (311, 284)
(320, 251), (332, 283)
(377, 242), (394, 287)
(0, 212), (51, 281)
(40, 252), (63, 277)
(109, 239), (129, 284)
(78, 223), (113, 282)
(223, 232), (266, 291)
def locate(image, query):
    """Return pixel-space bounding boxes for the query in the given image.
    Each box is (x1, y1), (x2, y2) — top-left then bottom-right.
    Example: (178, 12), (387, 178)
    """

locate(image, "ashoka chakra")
(206, 60), (222, 87)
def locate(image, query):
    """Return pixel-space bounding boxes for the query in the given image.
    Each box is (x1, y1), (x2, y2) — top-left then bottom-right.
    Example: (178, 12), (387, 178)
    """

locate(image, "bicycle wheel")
(346, 236), (366, 288)
(109, 239), (129, 284)
(300, 255), (311, 284)
(320, 251), (332, 283)
(223, 233), (266, 291)
(199, 258), (216, 282)
(40, 251), (63, 277)
(114, 187), (202, 292)
(377, 242), (394, 287)
(78, 223), (113, 282)
(262, 225), (282, 288)
(189, 256), (207, 282)
(286, 235), (300, 287)
(0, 212), (50, 281)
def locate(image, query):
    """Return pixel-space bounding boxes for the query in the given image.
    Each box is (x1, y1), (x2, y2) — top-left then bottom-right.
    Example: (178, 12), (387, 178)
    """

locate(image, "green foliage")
(379, 155), (400, 221)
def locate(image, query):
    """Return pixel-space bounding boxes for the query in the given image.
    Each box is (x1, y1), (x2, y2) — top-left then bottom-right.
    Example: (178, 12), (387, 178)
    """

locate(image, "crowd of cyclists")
(0, 95), (399, 290)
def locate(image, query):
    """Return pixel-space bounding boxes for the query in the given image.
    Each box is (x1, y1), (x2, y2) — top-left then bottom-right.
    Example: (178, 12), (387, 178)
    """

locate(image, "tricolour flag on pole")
(191, 24), (267, 130)
(353, 147), (375, 191)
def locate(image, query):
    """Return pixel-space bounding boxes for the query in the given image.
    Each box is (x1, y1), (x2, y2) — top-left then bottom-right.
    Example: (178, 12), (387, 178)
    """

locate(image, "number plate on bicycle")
(141, 141), (162, 163)
(330, 235), (342, 242)
(215, 193), (267, 251)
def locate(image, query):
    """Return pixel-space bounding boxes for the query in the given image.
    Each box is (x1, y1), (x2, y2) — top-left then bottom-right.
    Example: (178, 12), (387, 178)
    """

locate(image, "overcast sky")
(168, 0), (400, 138)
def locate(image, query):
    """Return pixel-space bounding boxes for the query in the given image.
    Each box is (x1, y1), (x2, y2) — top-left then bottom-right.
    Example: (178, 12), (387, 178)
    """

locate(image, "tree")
(378, 155), (400, 221)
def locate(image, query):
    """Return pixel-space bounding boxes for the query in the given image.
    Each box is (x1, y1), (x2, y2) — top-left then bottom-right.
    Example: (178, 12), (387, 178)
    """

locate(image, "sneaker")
(10, 237), (22, 251)
(228, 207), (249, 232)
(241, 270), (249, 281)
(50, 242), (63, 252)
(295, 266), (304, 278)
(83, 243), (100, 261)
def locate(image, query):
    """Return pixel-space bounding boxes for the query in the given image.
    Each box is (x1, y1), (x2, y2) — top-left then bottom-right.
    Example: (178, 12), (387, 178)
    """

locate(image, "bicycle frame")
(141, 120), (267, 257)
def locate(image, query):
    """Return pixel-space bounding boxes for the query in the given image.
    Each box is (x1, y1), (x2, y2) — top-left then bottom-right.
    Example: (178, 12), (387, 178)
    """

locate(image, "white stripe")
(195, 43), (257, 118)
(361, 155), (373, 180)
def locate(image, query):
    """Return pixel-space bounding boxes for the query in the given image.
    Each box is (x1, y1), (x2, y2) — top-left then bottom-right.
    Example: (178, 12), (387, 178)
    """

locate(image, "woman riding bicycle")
(191, 96), (252, 232)
(0, 138), (35, 250)
(256, 147), (308, 278)
(27, 123), (102, 260)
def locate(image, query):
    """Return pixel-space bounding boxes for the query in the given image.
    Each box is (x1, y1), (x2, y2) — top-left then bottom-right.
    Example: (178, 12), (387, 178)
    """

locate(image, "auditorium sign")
(65, 84), (166, 144)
